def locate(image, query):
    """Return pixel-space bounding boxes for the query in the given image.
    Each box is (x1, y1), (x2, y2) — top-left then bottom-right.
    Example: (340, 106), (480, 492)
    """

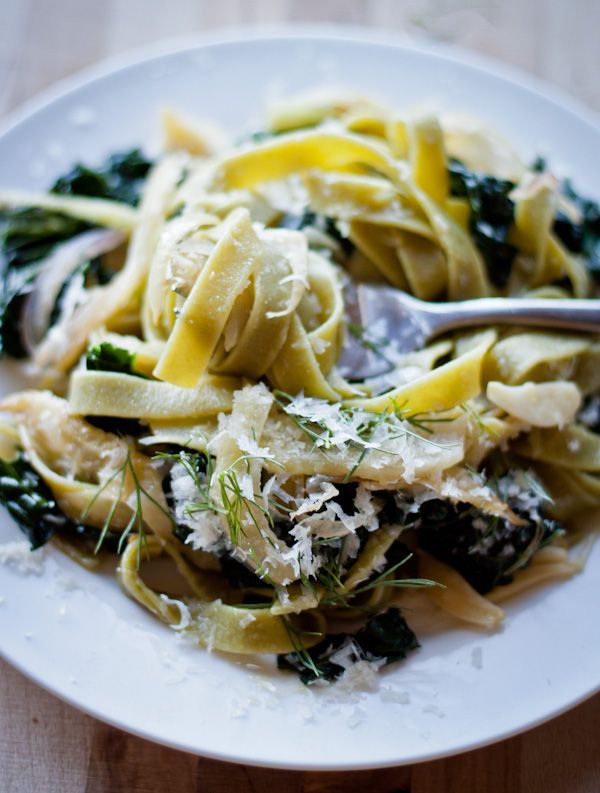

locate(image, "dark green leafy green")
(0, 453), (84, 549)
(0, 149), (152, 358)
(1, 207), (88, 270)
(0, 209), (90, 357)
(277, 608), (419, 684)
(416, 473), (563, 594)
(51, 148), (152, 207)
(555, 180), (600, 281)
(354, 607), (420, 661)
(278, 635), (346, 684)
(84, 342), (149, 436)
(86, 342), (140, 377)
(448, 159), (517, 288)
(84, 415), (148, 438)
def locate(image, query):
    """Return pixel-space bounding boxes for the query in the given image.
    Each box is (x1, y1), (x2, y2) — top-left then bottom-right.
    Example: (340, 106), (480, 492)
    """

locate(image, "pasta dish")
(0, 89), (598, 684)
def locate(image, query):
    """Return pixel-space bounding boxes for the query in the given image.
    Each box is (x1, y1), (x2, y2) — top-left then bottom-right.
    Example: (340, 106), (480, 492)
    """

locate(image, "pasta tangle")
(0, 89), (597, 682)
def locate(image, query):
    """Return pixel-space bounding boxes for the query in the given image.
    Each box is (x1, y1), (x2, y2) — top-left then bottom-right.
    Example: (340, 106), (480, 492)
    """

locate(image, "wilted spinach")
(51, 148), (152, 207)
(416, 478), (562, 594)
(0, 208), (90, 356)
(86, 341), (141, 377)
(0, 149), (152, 357)
(448, 159), (518, 288)
(0, 453), (84, 549)
(555, 180), (600, 281)
(277, 608), (419, 684)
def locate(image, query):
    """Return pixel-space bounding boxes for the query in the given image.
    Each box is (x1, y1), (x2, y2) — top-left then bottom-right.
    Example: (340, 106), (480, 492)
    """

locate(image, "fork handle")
(426, 297), (600, 336)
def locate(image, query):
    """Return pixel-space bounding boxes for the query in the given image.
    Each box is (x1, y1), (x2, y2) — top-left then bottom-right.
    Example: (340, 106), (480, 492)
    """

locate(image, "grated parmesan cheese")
(290, 480), (339, 519)
(170, 462), (223, 552)
(380, 686), (411, 704)
(346, 705), (366, 728)
(0, 541), (46, 575)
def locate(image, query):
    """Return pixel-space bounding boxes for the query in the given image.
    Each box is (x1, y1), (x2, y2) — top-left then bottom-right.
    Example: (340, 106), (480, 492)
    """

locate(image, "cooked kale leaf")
(84, 342), (149, 436)
(0, 453), (84, 549)
(0, 149), (152, 358)
(0, 208), (91, 357)
(416, 483), (563, 594)
(277, 608), (419, 684)
(448, 159), (518, 288)
(555, 180), (600, 280)
(86, 341), (139, 376)
(278, 634), (347, 684)
(84, 415), (148, 438)
(0, 452), (123, 551)
(1, 207), (88, 271)
(51, 148), (152, 207)
(354, 607), (420, 662)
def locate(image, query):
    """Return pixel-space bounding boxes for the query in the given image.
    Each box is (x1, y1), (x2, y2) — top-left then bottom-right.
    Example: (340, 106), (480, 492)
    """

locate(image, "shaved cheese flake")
(0, 541), (47, 574)
(290, 481), (339, 519)
(160, 594), (192, 630)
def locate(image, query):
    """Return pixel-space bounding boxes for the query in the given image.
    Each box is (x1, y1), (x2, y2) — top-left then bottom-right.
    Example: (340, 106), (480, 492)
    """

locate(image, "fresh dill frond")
(351, 554), (440, 596)
(216, 453), (283, 546)
(280, 615), (325, 681)
(522, 470), (554, 505)
(459, 400), (498, 436)
(318, 550), (441, 607)
(83, 447), (174, 568)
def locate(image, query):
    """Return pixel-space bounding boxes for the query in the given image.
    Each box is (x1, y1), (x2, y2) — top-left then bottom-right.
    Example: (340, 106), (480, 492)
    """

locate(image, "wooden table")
(1, 1), (599, 791)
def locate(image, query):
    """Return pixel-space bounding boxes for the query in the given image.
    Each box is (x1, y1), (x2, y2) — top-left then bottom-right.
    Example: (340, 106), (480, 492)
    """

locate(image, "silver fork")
(339, 285), (600, 380)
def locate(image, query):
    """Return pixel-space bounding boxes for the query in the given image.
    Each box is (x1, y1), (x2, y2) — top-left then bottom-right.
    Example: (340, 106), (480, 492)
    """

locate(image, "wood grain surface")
(1, 1), (599, 791)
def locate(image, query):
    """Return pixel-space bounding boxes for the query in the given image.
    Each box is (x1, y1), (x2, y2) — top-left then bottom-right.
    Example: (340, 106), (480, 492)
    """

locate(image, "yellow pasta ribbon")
(69, 370), (240, 419)
(154, 208), (260, 387)
(350, 330), (496, 414)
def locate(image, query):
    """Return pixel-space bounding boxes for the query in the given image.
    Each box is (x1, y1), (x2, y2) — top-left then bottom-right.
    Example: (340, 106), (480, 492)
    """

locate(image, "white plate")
(0, 28), (599, 771)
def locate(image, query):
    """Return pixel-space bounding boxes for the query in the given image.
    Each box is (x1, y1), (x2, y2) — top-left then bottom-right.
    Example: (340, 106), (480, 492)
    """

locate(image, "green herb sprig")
(82, 447), (173, 567)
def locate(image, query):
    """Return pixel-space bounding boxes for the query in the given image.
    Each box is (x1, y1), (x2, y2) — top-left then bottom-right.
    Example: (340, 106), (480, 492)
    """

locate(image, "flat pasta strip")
(418, 550), (505, 629)
(351, 330), (496, 414)
(0, 189), (138, 233)
(69, 370), (240, 419)
(154, 208), (260, 387)
(211, 129), (400, 190)
(119, 537), (325, 653)
(31, 156), (184, 375)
